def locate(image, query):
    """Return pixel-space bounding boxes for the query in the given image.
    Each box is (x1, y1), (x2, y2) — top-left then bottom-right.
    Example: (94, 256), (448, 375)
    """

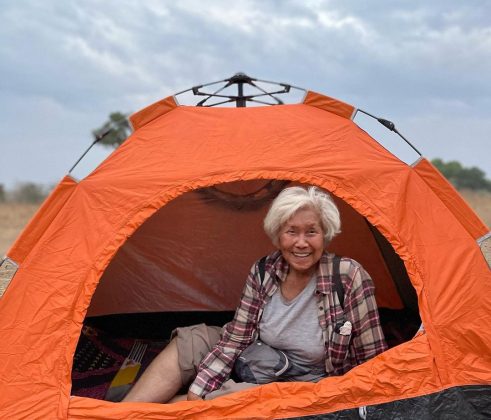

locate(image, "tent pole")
(357, 109), (422, 156)
(68, 127), (111, 174)
(237, 81), (246, 107)
(174, 73), (302, 107)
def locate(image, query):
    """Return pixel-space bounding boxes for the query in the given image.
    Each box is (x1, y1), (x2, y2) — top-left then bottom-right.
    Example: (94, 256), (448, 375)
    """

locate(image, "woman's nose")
(295, 234), (308, 246)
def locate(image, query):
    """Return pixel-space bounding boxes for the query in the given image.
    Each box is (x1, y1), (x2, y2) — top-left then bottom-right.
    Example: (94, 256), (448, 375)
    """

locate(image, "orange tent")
(0, 84), (490, 419)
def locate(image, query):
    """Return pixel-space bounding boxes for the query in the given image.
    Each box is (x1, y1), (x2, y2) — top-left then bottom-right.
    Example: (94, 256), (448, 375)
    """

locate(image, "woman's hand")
(187, 390), (203, 401)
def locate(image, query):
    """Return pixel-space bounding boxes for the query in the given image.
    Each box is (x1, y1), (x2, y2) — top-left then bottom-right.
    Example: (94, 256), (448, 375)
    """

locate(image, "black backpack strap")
(258, 256), (267, 285)
(332, 255), (344, 309)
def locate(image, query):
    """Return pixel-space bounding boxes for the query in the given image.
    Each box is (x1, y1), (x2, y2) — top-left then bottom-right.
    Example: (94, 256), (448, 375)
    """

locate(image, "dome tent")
(0, 74), (490, 419)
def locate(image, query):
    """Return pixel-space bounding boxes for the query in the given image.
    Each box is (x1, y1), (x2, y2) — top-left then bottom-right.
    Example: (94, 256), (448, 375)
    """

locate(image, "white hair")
(263, 186), (341, 246)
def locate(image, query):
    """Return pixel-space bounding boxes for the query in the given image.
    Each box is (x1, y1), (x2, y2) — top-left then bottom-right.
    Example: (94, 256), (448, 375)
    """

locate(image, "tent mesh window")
(71, 180), (421, 401)
(479, 233), (491, 268)
(0, 258), (18, 298)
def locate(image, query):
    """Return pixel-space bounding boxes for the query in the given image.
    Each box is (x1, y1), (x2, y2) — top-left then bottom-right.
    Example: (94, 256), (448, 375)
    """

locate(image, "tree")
(10, 182), (47, 203)
(431, 158), (491, 191)
(457, 166), (491, 191)
(92, 112), (131, 148)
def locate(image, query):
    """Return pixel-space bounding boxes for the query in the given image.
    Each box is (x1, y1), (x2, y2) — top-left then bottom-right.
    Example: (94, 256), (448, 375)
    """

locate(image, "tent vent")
(0, 257), (18, 298)
(478, 232), (491, 269)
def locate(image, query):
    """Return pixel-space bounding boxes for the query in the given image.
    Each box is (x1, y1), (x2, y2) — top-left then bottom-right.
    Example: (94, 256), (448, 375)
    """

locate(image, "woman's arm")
(188, 260), (264, 398)
(346, 264), (388, 365)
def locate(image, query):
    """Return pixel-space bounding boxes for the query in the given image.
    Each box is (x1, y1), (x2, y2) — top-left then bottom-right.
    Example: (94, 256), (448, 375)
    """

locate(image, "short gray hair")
(263, 186), (341, 246)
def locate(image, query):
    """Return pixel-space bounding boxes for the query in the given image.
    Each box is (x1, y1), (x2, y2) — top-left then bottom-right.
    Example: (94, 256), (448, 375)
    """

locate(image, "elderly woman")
(123, 186), (387, 403)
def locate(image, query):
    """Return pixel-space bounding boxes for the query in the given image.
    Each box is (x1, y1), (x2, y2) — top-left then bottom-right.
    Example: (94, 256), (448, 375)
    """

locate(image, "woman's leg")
(122, 338), (183, 403)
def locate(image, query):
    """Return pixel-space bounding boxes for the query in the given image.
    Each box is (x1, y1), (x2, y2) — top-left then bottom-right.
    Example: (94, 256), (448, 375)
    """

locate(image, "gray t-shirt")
(259, 276), (326, 381)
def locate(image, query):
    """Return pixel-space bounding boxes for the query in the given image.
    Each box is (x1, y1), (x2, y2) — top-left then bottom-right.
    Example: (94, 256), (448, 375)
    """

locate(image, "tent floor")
(71, 308), (420, 401)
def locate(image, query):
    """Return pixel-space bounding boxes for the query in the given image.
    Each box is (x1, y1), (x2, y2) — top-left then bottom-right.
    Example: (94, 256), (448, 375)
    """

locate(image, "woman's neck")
(286, 270), (312, 284)
(281, 269), (315, 300)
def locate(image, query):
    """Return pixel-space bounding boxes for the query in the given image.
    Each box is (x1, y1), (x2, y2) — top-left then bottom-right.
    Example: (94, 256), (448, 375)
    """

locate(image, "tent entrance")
(72, 179), (420, 400)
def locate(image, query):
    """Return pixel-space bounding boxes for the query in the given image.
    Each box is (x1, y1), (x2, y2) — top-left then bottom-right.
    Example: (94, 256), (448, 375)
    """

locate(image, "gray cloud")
(0, 0), (489, 187)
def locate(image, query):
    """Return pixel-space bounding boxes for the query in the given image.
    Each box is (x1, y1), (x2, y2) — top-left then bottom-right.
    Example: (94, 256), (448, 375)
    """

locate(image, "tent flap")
(129, 96), (178, 130)
(303, 90), (356, 120)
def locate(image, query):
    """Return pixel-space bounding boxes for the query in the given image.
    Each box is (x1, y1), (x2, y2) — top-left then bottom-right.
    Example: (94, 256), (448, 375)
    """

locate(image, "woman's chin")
(289, 261), (316, 275)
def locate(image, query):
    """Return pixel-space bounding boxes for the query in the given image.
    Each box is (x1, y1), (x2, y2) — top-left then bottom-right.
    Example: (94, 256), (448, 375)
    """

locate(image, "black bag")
(234, 341), (290, 384)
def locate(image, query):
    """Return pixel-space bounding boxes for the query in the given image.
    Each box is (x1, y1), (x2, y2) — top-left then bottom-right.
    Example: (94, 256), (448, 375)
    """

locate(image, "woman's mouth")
(292, 252), (312, 258)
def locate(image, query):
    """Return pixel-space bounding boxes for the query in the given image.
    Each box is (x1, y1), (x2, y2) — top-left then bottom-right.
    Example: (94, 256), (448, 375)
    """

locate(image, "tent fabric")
(302, 91), (357, 120)
(0, 91), (490, 419)
(294, 385), (491, 419)
(412, 158), (488, 240)
(129, 96), (177, 131)
(6, 175), (78, 265)
(87, 184), (403, 316)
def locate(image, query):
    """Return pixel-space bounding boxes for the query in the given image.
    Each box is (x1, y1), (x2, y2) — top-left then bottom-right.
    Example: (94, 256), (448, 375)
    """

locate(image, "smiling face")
(278, 207), (325, 277)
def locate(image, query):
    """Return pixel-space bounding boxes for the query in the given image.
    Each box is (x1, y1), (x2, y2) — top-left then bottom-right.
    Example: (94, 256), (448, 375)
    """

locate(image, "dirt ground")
(1, 190), (490, 257)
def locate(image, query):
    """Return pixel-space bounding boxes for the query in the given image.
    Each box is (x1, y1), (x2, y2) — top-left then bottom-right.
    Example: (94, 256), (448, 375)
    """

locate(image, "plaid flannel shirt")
(188, 250), (387, 397)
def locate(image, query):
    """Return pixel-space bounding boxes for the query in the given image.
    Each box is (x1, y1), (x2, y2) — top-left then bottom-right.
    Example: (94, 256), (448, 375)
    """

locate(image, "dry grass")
(0, 203), (39, 257)
(0, 190), (490, 258)
(459, 189), (491, 228)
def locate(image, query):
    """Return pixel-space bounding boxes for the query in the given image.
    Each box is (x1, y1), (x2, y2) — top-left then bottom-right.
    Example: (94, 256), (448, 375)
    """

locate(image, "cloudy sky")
(1, 0), (490, 188)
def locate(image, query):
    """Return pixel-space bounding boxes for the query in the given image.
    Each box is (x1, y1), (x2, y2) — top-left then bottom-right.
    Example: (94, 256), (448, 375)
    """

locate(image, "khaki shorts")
(171, 323), (258, 400)
(171, 323), (222, 387)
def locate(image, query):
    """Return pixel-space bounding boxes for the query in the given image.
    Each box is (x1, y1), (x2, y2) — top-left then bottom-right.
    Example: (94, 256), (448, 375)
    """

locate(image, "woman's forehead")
(285, 208), (322, 225)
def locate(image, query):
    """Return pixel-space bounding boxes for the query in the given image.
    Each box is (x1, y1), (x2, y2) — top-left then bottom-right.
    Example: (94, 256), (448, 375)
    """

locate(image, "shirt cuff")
(188, 381), (207, 398)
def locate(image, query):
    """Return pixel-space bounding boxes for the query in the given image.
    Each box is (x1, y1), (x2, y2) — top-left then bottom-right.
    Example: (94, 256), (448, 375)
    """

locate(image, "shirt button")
(319, 306), (324, 310)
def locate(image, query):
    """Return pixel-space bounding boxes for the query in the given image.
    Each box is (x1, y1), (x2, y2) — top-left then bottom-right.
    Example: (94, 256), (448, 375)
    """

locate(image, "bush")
(8, 182), (47, 203)
(432, 159), (491, 192)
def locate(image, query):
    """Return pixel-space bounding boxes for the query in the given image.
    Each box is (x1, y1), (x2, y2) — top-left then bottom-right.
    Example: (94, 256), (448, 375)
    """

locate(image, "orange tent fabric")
(87, 184), (403, 316)
(1, 91), (490, 419)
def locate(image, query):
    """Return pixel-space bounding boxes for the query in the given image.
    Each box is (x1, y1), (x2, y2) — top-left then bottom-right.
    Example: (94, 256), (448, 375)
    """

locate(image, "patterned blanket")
(71, 325), (167, 400)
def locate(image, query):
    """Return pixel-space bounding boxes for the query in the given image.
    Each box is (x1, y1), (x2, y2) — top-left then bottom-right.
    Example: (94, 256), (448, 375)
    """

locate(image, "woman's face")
(278, 207), (325, 277)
